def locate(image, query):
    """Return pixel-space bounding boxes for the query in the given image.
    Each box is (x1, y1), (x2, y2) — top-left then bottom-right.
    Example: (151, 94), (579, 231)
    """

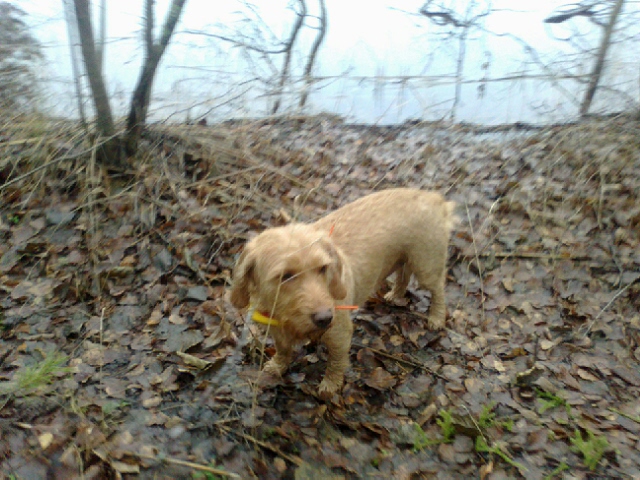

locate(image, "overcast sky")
(18, 0), (640, 124)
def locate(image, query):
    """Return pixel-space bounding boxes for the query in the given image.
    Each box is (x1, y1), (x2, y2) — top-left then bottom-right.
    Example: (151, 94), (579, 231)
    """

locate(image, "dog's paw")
(384, 291), (408, 306)
(317, 377), (341, 400)
(263, 359), (287, 377)
(383, 290), (395, 302)
(427, 315), (445, 330)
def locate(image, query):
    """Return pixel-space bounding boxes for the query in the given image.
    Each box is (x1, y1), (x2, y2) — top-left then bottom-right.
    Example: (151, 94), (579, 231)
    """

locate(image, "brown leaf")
(480, 355), (505, 373)
(37, 432), (54, 449)
(364, 367), (396, 390)
(142, 395), (162, 408)
(175, 351), (211, 369)
(11, 225), (36, 245)
(479, 461), (494, 480)
(0, 246), (20, 272)
(203, 321), (232, 349)
(438, 443), (457, 463)
(502, 277), (514, 292)
(575, 368), (598, 382)
(242, 406), (265, 428)
(611, 365), (640, 386)
(110, 460), (140, 474)
(464, 377), (484, 394)
(356, 348), (382, 370)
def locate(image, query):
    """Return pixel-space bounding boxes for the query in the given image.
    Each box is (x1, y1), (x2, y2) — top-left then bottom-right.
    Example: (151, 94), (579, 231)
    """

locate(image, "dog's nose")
(312, 309), (333, 329)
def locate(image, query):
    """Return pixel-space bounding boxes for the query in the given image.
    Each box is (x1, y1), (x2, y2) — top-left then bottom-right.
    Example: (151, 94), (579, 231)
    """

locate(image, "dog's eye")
(281, 271), (295, 282)
(318, 265), (328, 275)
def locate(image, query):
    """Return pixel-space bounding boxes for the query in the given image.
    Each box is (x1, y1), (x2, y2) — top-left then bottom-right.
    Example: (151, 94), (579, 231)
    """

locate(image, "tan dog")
(229, 188), (456, 398)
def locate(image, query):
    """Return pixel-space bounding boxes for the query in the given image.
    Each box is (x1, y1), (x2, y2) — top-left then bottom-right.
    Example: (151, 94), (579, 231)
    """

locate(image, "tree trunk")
(73, 0), (114, 138)
(579, 0), (625, 116)
(272, 0), (307, 114)
(96, 0), (106, 72)
(63, 0), (88, 129)
(73, 0), (125, 167)
(298, 0), (327, 109)
(124, 0), (187, 156)
(451, 28), (468, 121)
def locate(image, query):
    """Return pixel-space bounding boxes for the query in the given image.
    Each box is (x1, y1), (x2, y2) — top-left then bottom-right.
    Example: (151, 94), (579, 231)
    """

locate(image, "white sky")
(18, 0), (640, 124)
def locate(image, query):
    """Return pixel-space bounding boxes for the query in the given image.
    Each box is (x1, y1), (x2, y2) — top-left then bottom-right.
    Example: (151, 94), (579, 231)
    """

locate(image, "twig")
(352, 342), (448, 381)
(582, 274), (639, 337)
(608, 407), (640, 424)
(485, 251), (590, 261)
(126, 451), (240, 478)
(218, 424), (304, 466)
(465, 201), (487, 324)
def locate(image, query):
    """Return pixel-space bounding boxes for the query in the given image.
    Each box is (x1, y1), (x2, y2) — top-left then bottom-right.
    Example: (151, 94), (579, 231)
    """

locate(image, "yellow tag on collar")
(251, 309), (280, 327)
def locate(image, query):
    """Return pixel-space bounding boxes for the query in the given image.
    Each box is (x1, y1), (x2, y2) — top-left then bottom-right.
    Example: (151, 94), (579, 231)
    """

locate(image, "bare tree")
(69, 0), (187, 167)
(298, 0), (327, 109)
(125, 0), (187, 154)
(186, 1), (328, 115)
(579, 0), (625, 115)
(73, 0), (117, 161)
(419, 0), (491, 120)
(545, 0), (628, 116)
(272, 0), (307, 114)
(63, 0), (87, 127)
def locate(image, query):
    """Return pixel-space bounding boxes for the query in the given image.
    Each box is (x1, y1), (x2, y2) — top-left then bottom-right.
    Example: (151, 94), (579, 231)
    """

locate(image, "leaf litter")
(1, 115), (639, 478)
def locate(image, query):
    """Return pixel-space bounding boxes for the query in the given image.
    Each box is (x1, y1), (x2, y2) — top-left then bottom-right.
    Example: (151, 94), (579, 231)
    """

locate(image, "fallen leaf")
(176, 351), (211, 369)
(37, 432), (54, 449)
(575, 368), (598, 382)
(110, 460), (140, 474)
(480, 461), (494, 480)
(539, 339), (555, 350)
(364, 367), (397, 390)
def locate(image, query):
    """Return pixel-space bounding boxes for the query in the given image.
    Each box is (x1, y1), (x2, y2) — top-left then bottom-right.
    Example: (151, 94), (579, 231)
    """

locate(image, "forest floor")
(0, 114), (639, 479)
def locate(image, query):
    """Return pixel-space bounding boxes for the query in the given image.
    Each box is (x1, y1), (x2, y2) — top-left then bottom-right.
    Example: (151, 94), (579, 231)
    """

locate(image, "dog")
(229, 188), (456, 398)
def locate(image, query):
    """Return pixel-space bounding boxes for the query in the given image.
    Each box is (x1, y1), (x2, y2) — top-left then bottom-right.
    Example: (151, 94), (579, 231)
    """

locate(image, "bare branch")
(125, 0), (187, 154)
(144, 0), (154, 55)
(544, 4), (596, 23)
(96, 0), (106, 72)
(182, 30), (290, 54)
(419, 8), (465, 28)
(580, 0), (626, 115)
(158, 0), (187, 52)
(299, 0), (327, 109)
(272, 0), (307, 114)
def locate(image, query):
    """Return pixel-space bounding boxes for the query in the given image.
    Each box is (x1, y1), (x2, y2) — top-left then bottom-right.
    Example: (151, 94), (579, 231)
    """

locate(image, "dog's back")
(313, 188), (455, 306)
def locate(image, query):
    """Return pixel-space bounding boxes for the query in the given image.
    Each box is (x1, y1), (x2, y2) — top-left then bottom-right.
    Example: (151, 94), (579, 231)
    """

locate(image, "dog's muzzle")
(312, 309), (333, 329)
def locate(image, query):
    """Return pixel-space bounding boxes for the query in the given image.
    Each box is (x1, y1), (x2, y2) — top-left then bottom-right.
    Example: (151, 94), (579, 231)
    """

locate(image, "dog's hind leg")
(413, 268), (447, 330)
(384, 264), (412, 303)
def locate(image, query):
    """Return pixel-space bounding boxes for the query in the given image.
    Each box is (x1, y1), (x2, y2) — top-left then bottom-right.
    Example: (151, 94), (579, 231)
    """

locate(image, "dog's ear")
(229, 245), (255, 308)
(320, 238), (347, 300)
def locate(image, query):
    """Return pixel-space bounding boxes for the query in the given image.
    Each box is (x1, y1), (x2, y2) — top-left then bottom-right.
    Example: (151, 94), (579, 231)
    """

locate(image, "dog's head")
(229, 224), (347, 338)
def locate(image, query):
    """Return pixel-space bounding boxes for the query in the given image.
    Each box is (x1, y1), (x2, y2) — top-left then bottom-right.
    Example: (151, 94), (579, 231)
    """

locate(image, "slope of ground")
(0, 115), (639, 479)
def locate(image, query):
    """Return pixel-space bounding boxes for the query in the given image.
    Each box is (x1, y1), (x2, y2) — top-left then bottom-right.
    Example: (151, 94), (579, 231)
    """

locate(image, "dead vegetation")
(0, 113), (639, 479)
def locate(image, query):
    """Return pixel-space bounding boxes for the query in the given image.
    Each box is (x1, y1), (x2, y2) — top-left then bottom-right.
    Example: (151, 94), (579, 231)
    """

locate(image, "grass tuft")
(0, 351), (71, 396)
(570, 429), (609, 471)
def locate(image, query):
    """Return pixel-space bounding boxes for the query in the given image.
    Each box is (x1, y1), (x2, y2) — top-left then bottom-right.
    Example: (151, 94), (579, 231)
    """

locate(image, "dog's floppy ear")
(229, 244), (255, 308)
(320, 238), (347, 300)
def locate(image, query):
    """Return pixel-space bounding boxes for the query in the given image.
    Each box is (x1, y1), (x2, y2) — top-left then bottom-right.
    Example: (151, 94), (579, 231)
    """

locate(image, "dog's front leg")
(318, 311), (353, 399)
(263, 333), (293, 377)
